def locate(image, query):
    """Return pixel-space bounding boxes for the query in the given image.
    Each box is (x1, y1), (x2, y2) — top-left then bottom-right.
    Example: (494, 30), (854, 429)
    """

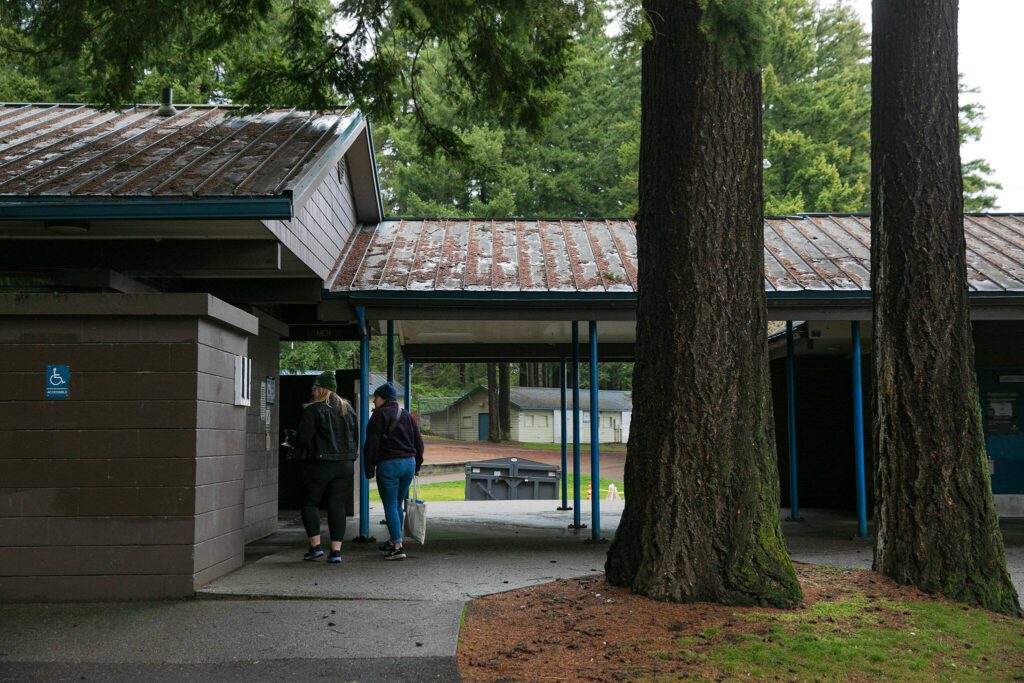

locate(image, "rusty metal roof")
(0, 103), (360, 198)
(329, 215), (1024, 294)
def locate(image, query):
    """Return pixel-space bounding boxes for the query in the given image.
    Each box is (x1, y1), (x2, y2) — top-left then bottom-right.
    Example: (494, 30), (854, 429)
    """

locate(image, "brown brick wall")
(0, 294), (268, 601)
(0, 315), (201, 601)
(243, 323), (281, 543)
(193, 319), (247, 585)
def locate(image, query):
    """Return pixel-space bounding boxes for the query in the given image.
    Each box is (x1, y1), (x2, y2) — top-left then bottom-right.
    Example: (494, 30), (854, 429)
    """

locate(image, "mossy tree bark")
(871, 0), (1020, 616)
(604, 0), (801, 607)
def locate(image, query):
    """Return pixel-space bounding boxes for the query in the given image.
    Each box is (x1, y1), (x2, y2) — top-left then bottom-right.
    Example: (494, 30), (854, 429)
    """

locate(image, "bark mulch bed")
(457, 563), (1024, 682)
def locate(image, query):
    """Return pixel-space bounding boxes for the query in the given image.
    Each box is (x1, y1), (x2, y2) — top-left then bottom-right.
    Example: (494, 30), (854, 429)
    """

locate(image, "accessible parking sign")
(45, 365), (69, 399)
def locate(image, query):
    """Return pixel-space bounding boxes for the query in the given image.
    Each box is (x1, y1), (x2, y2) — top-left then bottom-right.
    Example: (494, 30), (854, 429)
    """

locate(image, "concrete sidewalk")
(2, 504), (1021, 683)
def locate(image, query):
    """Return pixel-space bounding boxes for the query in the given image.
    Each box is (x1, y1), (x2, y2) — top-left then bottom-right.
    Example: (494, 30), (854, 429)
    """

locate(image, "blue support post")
(851, 321), (868, 538)
(786, 321), (800, 521)
(558, 357), (570, 510)
(355, 307), (373, 541)
(403, 354), (412, 412)
(570, 322), (585, 529)
(588, 321), (604, 542)
(386, 320), (395, 383)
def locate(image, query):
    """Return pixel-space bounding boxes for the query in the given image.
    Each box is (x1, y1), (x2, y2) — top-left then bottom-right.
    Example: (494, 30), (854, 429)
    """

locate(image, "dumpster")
(465, 457), (560, 501)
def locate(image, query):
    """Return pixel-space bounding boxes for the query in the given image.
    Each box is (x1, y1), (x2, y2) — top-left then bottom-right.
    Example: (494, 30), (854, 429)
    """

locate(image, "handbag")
(404, 476), (427, 545)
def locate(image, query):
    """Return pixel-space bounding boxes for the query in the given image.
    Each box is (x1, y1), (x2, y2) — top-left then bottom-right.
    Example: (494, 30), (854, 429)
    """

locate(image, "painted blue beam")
(356, 307), (372, 540)
(571, 322), (584, 529)
(851, 321), (868, 538)
(558, 357), (570, 511)
(588, 321), (602, 541)
(0, 197), (293, 221)
(386, 320), (395, 383)
(786, 321), (800, 520)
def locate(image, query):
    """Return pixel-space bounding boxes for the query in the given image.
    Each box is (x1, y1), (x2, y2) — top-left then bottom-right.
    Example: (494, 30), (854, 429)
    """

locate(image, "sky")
(847, 0), (1024, 210)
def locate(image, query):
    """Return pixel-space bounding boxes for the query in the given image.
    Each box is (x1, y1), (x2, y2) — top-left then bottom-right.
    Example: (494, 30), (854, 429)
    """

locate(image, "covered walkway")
(319, 214), (1024, 544)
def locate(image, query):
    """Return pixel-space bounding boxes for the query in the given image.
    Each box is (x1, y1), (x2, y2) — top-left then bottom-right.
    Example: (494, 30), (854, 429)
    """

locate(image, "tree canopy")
(0, 0), (1001, 214)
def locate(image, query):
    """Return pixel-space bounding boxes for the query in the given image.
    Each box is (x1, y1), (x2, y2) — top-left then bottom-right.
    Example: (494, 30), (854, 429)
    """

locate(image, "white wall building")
(424, 386), (631, 444)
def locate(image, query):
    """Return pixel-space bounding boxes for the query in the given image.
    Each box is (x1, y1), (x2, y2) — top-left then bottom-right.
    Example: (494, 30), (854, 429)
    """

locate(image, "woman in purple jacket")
(363, 382), (424, 560)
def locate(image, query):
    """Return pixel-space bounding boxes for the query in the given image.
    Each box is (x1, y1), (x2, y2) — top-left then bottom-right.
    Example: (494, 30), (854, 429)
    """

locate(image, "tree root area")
(457, 563), (1024, 682)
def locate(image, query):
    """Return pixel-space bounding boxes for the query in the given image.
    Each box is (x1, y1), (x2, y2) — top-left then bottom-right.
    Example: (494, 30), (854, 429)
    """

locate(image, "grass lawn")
(458, 565), (1024, 682)
(370, 473), (624, 503)
(703, 590), (1024, 681)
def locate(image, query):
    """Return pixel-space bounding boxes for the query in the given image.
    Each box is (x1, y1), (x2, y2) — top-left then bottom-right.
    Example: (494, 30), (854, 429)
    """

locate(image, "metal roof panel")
(0, 104), (359, 200)
(327, 215), (1024, 296)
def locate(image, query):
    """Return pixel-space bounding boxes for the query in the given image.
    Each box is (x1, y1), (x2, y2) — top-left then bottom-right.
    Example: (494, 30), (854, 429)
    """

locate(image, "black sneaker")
(378, 541), (395, 553)
(383, 546), (406, 561)
(326, 550), (342, 564)
(303, 545), (325, 561)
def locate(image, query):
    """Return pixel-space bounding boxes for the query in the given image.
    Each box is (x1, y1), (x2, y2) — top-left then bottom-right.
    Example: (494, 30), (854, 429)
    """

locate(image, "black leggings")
(299, 460), (354, 542)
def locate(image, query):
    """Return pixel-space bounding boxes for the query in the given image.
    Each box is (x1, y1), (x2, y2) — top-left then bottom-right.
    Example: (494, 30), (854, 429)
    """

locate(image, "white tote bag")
(404, 476), (427, 545)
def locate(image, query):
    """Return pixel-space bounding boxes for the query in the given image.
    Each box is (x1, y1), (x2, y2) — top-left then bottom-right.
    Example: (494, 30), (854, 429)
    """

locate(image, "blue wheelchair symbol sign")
(46, 365), (69, 399)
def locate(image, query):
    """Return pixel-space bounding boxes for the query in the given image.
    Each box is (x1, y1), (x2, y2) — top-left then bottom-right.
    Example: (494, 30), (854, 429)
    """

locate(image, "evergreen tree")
(604, 0), (801, 606)
(870, 0), (1019, 616)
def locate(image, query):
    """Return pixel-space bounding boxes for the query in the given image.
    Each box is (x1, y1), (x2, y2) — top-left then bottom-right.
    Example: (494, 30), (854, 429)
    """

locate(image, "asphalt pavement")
(1, 503), (1021, 683)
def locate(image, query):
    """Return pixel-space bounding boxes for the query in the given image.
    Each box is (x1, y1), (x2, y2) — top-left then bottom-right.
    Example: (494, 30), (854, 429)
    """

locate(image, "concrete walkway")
(2, 504), (1021, 682)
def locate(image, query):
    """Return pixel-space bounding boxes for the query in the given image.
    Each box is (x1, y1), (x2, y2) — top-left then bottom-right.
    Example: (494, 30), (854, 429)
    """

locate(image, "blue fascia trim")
(767, 290), (871, 300)
(332, 287), (1024, 302)
(0, 197), (293, 221)
(331, 290), (637, 302)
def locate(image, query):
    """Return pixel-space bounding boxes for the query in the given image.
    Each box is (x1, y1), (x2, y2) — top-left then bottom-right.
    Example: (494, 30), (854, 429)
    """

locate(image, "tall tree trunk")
(605, 0), (800, 607)
(871, 0), (1020, 615)
(487, 363), (500, 442)
(499, 362), (511, 439)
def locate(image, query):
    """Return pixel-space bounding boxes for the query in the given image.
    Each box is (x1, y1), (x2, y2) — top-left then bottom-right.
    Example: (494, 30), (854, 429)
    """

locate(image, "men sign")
(45, 365), (69, 399)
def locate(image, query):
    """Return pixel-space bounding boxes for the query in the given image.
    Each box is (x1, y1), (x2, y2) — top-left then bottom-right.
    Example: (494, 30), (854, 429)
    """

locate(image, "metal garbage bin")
(465, 457), (560, 501)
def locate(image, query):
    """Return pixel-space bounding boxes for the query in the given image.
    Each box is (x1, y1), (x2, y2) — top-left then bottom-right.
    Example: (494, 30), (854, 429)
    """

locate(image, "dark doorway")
(478, 413), (489, 441)
(277, 371), (358, 515)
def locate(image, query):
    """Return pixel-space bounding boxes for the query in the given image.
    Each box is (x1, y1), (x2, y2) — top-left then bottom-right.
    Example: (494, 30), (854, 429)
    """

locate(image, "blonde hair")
(304, 387), (351, 416)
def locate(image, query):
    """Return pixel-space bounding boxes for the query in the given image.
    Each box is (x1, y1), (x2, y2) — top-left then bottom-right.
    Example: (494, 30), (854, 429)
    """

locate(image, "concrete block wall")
(242, 321), (281, 543)
(0, 293), (261, 601)
(0, 314), (201, 601)
(192, 319), (248, 587)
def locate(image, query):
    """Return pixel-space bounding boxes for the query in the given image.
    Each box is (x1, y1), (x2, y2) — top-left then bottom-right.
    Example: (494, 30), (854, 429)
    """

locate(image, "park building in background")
(422, 386), (631, 444)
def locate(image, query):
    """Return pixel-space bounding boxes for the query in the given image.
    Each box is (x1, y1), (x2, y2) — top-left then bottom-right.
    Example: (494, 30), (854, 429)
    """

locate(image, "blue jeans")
(377, 457), (416, 545)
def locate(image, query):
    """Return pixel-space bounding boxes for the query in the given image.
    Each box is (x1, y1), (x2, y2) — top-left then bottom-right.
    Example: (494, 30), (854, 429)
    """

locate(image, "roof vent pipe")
(157, 87), (176, 116)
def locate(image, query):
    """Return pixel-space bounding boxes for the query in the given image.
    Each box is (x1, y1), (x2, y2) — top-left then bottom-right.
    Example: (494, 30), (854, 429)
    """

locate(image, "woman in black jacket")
(296, 371), (358, 564)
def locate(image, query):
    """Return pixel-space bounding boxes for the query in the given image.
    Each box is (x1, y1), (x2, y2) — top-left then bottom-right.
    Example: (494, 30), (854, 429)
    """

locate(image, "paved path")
(2, 505), (1021, 682)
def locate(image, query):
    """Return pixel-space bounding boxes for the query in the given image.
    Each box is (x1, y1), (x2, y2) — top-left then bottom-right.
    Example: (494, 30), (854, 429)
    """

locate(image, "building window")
(583, 413), (590, 423)
(539, 415), (548, 427)
(525, 414), (535, 427)
(462, 416), (472, 427)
